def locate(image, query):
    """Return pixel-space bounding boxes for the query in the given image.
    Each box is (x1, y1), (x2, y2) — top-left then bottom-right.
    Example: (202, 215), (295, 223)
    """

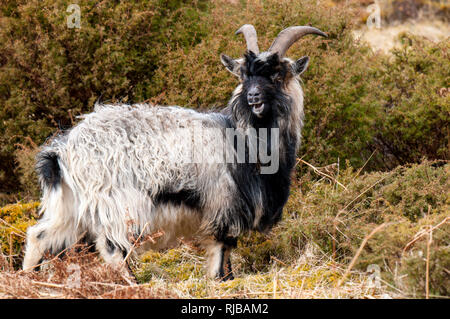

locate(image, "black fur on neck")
(215, 55), (299, 240)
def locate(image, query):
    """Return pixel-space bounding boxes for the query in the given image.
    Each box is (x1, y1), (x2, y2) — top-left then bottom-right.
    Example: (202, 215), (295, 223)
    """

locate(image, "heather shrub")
(372, 35), (449, 168)
(237, 160), (449, 297)
(14, 137), (40, 200)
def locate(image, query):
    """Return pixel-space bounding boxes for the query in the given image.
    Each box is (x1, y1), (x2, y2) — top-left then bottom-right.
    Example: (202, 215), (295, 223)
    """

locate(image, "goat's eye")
(270, 73), (281, 83)
(241, 74), (251, 82)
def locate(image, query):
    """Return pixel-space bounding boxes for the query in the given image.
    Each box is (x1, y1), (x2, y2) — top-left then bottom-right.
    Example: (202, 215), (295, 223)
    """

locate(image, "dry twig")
(337, 223), (388, 287)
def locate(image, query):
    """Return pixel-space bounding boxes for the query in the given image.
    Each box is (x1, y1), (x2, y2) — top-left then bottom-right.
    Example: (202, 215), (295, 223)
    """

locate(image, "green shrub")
(372, 35), (449, 168)
(14, 137), (40, 200)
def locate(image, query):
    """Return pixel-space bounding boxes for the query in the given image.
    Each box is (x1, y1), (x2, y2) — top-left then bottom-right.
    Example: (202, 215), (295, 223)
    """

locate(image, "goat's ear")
(292, 56), (310, 76)
(220, 53), (240, 77)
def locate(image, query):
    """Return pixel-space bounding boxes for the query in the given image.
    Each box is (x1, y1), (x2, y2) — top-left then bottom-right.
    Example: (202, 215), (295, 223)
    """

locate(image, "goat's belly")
(138, 203), (203, 252)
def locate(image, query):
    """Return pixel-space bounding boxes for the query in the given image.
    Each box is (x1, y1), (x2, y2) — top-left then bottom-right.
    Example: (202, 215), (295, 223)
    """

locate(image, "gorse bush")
(0, 0), (448, 197)
(373, 35), (449, 167)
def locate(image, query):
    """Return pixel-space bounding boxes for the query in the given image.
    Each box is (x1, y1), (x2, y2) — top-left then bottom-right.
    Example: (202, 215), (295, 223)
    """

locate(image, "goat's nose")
(247, 87), (262, 104)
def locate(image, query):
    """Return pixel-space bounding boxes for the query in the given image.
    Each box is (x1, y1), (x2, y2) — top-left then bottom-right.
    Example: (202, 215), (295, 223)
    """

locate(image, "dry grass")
(133, 243), (397, 299)
(0, 219), (397, 299)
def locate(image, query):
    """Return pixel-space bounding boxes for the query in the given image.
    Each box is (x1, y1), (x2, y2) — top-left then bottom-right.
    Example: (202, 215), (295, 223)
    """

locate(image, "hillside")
(0, 0), (448, 299)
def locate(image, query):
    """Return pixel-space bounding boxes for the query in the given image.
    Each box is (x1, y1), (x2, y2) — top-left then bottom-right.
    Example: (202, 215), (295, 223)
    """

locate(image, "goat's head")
(221, 25), (327, 120)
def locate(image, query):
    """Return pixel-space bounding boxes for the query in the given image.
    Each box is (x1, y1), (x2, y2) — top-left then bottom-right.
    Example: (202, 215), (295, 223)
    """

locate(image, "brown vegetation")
(1, 160), (447, 298)
(0, 244), (176, 298)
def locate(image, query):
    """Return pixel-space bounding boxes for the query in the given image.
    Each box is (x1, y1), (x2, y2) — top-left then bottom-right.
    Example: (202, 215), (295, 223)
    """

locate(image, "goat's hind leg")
(95, 233), (128, 266)
(22, 222), (48, 271)
(23, 183), (80, 271)
(22, 217), (80, 271)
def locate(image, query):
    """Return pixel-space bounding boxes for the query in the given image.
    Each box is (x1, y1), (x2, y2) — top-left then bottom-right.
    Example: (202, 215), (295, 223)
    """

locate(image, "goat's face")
(222, 51), (309, 118)
(221, 25), (326, 120)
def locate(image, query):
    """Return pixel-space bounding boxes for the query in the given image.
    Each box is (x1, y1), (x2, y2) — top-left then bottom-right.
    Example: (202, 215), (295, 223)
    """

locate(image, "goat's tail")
(35, 148), (79, 224)
(36, 149), (62, 191)
(23, 149), (81, 270)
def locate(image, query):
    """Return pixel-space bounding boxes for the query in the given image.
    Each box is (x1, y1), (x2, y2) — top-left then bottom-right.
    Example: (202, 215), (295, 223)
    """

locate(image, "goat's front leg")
(205, 238), (236, 281)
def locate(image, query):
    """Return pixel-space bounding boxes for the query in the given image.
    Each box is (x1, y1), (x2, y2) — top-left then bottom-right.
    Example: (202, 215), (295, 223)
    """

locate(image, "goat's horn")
(269, 26), (327, 57)
(236, 24), (259, 55)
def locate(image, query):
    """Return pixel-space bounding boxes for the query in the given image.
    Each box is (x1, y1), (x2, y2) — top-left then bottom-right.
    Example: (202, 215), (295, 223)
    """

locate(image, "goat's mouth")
(250, 103), (264, 117)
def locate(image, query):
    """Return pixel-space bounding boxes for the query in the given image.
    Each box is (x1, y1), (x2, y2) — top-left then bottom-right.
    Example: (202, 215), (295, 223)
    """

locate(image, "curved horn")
(269, 26), (327, 57)
(236, 24), (259, 54)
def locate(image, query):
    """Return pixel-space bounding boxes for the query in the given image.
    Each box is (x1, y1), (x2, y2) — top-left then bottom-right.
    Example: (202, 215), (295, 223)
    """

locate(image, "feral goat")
(23, 25), (327, 280)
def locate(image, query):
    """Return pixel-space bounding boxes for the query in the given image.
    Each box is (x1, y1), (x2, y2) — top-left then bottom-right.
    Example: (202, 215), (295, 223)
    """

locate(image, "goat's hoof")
(220, 272), (234, 281)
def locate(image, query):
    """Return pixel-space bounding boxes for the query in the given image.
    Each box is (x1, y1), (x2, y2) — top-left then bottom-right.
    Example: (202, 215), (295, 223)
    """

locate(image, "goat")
(23, 25), (327, 280)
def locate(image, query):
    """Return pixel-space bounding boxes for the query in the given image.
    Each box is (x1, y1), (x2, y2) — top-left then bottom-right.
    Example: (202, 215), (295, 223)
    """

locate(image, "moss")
(136, 248), (204, 283)
(0, 201), (39, 267)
